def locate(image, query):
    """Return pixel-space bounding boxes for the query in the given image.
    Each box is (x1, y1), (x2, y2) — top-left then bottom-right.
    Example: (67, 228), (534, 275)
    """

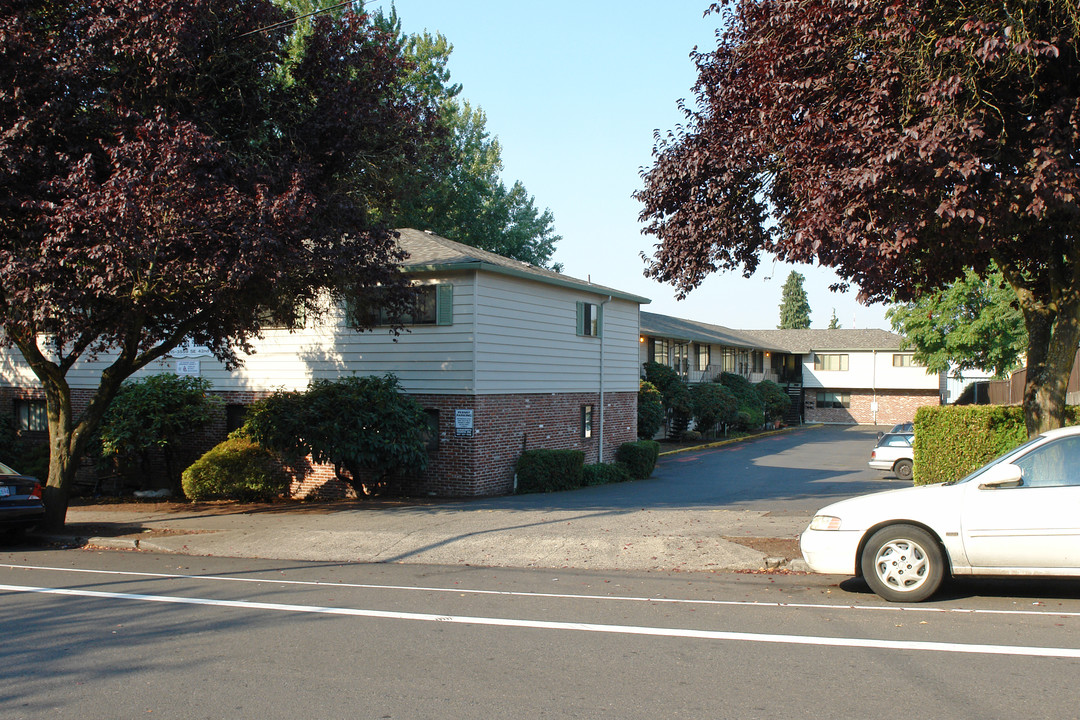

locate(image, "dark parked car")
(0, 461), (45, 538)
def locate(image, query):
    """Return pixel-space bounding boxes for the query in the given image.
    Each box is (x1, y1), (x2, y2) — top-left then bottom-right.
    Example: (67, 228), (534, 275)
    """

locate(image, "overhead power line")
(234, 1), (359, 39)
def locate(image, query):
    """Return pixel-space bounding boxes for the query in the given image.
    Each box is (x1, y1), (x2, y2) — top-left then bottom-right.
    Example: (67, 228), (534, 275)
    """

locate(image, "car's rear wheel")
(893, 459), (913, 481)
(860, 524), (944, 602)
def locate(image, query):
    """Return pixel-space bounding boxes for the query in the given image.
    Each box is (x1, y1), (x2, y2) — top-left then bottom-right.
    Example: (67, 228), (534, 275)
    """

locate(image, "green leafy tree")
(99, 374), (220, 490)
(636, 0), (1080, 436)
(243, 375), (429, 495)
(827, 309), (841, 330)
(887, 265), (1027, 379)
(778, 271), (812, 329)
(376, 18), (563, 269)
(0, 1), (429, 527)
(690, 383), (738, 437)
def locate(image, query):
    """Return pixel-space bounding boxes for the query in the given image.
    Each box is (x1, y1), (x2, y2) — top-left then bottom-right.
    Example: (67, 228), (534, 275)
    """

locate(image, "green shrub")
(583, 462), (631, 486)
(181, 436), (291, 502)
(913, 405), (1080, 485)
(637, 380), (665, 439)
(515, 449), (585, 493)
(643, 362), (692, 439)
(756, 379), (792, 423)
(243, 374), (428, 495)
(616, 440), (660, 479)
(719, 372), (765, 430)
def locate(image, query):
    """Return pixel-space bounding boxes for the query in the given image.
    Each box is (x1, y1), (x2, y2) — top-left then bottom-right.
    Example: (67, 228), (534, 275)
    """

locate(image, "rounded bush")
(181, 436), (290, 502)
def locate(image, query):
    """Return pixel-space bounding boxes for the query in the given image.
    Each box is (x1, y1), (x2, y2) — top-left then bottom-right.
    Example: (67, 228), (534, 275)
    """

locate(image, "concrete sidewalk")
(49, 501), (813, 573)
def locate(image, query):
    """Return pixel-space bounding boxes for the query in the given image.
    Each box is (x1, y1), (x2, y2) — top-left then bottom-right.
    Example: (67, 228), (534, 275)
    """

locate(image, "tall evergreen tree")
(778, 272), (812, 329)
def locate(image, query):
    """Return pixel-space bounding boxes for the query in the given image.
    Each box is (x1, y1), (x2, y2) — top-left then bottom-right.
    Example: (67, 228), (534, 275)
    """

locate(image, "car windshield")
(951, 435), (1047, 485)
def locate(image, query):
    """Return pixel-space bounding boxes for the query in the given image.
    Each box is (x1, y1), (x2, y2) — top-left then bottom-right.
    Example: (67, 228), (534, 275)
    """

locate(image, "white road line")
(0, 562), (1077, 618)
(1, 582), (1078, 659)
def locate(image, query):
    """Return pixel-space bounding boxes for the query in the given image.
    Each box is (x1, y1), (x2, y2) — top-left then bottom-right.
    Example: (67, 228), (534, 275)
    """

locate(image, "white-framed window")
(576, 301), (601, 337)
(816, 391), (850, 408)
(814, 354), (849, 371)
(15, 399), (47, 432)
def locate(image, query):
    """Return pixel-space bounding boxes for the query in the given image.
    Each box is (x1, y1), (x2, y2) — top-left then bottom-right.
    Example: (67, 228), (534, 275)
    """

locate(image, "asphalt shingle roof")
(394, 228), (650, 304)
(640, 310), (904, 352)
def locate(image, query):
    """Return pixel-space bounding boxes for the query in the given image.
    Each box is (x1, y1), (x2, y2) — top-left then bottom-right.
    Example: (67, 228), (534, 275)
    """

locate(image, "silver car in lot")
(869, 432), (914, 481)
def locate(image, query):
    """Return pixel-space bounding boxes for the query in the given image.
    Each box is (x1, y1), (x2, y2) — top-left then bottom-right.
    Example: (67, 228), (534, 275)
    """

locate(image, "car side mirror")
(978, 463), (1024, 490)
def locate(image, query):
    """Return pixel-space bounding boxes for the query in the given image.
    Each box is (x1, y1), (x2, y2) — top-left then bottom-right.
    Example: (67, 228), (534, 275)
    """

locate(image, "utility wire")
(234, 0), (359, 39)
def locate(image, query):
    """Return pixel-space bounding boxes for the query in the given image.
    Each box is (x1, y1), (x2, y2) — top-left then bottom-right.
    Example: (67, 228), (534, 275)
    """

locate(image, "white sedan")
(801, 425), (1080, 601)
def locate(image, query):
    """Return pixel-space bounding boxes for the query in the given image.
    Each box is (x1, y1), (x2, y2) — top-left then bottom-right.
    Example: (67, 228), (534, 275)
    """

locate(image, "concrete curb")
(657, 424), (824, 457)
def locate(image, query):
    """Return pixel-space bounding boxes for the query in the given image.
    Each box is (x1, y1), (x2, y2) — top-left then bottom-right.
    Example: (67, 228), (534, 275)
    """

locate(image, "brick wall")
(0, 386), (638, 499)
(805, 388), (940, 425)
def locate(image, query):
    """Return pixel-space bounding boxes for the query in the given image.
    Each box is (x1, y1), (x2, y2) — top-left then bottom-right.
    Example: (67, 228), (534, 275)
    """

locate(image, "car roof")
(1039, 425), (1080, 440)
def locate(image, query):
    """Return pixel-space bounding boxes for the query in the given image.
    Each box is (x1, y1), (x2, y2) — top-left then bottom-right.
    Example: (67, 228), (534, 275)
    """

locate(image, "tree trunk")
(40, 428), (79, 531)
(1018, 290), (1080, 437)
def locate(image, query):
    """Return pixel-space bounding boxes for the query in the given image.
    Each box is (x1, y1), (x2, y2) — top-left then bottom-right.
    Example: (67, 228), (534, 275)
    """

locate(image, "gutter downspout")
(599, 296), (612, 464)
(872, 349), (878, 425)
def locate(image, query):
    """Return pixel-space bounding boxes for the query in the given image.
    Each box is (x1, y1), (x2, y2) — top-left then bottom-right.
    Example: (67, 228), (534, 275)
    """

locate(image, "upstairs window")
(814, 354), (849, 371)
(576, 301), (601, 337)
(892, 353), (916, 367)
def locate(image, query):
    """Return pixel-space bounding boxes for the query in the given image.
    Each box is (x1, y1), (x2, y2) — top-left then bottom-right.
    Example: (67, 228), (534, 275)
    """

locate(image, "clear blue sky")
(373, 0), (893, 331)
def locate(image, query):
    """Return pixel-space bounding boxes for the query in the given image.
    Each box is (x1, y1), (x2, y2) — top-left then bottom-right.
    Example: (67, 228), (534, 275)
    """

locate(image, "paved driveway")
(441, 424), (901, 513)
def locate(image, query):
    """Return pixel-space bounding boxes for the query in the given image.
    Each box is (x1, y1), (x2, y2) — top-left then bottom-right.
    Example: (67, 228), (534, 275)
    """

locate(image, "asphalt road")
(3, 550), (1080, 720)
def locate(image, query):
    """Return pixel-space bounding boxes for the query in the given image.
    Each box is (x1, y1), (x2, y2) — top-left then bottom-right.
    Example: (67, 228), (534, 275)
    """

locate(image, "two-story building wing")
(640, 314), (943, 426)
(0, 229), (649, 497)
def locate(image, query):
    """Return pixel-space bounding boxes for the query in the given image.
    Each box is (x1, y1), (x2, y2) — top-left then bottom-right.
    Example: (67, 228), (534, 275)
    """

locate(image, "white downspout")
(599, 296), (612, 464)
(872, 349), (878, 425)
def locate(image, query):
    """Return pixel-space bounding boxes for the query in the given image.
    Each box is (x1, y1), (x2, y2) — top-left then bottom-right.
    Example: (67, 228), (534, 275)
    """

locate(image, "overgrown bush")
(243, 374), (429, 496)
(616, 440), (660, 479)
(637, 381), (665, 439)
(719, 372), (764, 430)
(99, 374), (219, 490)
(913, 405), (1080, 485)
(181, 436), (291, 502)
(756, 379), (792, 424)
(690, 383), (738, 437)
(583, 462), (631, 486)
(643, 361), (692, 439)
(515, 449), (584, 493)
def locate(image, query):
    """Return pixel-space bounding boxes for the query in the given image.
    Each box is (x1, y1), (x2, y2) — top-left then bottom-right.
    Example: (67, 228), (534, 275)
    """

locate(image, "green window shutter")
(436, 284), (454, 326)
(576, 301), (585, 336)
(597, 303), (603, 338)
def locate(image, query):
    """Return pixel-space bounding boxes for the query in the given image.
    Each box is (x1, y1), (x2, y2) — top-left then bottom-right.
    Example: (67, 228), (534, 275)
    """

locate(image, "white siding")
(1, 275), (477, 395)
(473, 274), (640, 394)
(803, 350), (939, 391)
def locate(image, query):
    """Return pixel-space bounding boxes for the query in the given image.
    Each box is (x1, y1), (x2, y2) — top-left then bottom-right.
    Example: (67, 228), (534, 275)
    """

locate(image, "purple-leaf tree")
(0, 0), (432, 527)
(637, 0), (1079, 436)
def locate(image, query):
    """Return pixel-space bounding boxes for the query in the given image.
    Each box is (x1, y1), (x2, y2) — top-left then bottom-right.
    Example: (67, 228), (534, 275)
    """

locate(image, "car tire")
(860, 524), (944, 602)
(893, 459), (914, 482)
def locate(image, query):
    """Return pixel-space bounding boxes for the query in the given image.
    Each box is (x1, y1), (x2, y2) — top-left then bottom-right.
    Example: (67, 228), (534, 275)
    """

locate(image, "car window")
(1013, 436), (1080, 488)
(881, 434), (912, 447)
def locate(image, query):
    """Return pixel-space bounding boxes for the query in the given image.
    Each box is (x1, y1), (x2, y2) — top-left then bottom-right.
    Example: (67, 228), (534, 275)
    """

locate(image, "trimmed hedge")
(583, 462), (631, 486)
(616, 440), (660, 480)
(515, 449), (585, 493)
(181, 436), (291, 502)
(913, 405), (1080, 485)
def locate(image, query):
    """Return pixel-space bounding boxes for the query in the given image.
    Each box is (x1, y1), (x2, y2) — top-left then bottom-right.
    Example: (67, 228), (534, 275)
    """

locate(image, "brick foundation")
(805, 388), (940, 425)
